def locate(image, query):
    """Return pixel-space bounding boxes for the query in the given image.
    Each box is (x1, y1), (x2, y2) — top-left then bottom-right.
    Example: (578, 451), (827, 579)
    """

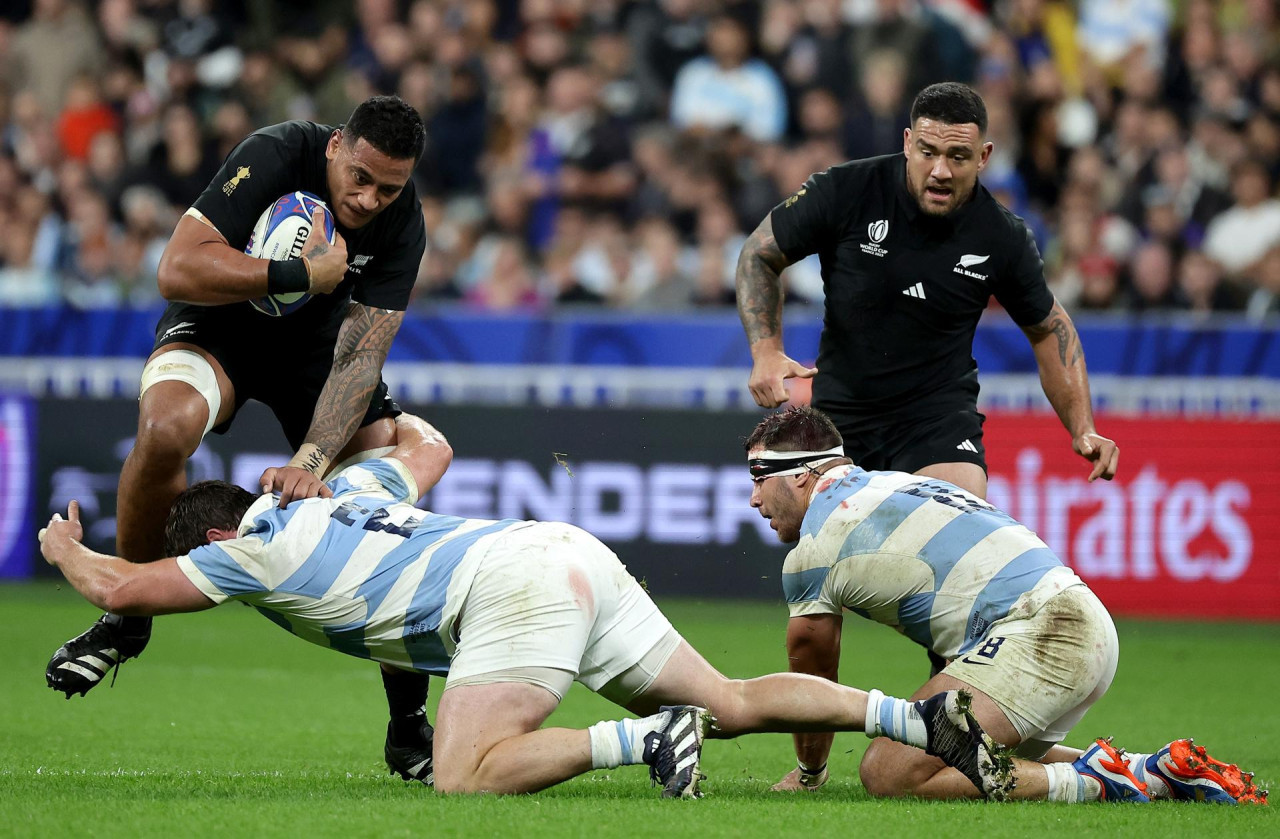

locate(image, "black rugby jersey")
(179, 120), (426, 335)
(771, 153), (1053, 430)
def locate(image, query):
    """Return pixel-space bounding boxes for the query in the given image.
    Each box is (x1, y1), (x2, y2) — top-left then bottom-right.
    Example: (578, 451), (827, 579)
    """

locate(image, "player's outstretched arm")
(39, 502), (215, 616)
(1021, 299), (1119, 482)
(265, 302), (406, 506)
(772, 614), (842, 792)
(736, 215), (816, 408)
(388, 413), (453, 499)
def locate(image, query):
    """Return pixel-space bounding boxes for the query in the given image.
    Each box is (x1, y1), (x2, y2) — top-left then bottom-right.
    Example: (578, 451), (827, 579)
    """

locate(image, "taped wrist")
(267, 258), (310, 294)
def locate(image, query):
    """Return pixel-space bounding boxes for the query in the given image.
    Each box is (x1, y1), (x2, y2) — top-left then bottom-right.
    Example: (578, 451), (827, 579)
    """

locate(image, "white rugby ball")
(245, 190), (336, 317)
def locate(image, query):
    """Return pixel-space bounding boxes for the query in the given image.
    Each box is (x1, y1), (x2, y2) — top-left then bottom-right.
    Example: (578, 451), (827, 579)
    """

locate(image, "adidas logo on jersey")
(902, 283), (926, 299)
(956, 439), (979, 453)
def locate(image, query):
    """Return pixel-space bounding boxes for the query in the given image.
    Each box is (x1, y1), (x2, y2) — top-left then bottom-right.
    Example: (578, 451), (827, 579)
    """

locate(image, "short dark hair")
(344, 95), (427, 163)
(744, 406), (842, 454)
(164, 480), (256, 556)
(910, 82), (988, 135)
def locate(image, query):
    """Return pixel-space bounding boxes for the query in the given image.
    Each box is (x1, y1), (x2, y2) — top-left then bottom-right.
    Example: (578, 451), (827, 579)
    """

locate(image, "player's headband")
(748, 446), (846, 480)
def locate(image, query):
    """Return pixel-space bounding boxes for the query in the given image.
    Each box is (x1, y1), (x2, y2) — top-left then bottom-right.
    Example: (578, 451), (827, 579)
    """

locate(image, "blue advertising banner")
(3, 306), (1278, 377)
(0, 394), (35, 579)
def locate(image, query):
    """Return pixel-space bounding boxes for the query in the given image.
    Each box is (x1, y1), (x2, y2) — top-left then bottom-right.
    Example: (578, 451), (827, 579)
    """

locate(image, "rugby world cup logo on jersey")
(953, 253), (990, 280)
(861, 220), (889, 257)
(222, 166), (250, 196)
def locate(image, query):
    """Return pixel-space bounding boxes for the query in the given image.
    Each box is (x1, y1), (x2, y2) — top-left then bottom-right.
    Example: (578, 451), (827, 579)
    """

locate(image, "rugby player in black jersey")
(45, 95), (441, 785)
(737, 81), (1117, 500)
(735, 82), (1118, 791)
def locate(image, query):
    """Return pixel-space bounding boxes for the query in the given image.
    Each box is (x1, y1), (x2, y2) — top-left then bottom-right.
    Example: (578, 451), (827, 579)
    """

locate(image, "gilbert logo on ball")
(245, 191), (336, 317)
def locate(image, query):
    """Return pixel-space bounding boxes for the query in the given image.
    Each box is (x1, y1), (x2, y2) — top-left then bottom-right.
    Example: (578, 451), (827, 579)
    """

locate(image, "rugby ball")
(245, 191), (336, 316)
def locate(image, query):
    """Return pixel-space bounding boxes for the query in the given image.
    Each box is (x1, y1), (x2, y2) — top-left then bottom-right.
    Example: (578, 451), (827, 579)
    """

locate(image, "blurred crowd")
(2, 0), (1280, 320)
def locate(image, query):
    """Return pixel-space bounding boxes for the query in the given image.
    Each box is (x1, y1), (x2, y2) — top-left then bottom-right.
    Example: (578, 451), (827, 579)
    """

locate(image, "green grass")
(2, 582), (1277, 837)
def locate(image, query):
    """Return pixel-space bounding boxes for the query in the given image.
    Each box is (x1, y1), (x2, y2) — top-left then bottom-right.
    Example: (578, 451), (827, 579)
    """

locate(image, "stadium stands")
(0, 0), (1279, 315)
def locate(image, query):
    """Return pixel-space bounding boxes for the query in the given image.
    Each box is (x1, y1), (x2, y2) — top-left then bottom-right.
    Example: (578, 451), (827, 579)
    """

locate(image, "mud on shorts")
(943, 573), (1120, 759)
(153, 303), (400, 450)
(440, 521), (683, 705)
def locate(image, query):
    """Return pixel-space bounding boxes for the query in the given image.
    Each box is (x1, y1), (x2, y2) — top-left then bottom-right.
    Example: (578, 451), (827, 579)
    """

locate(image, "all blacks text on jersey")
(953, 254), (990, 281)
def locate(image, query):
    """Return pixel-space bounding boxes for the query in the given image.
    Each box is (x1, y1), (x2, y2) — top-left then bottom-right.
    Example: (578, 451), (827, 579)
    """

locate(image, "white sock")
(1044, 763), (1102, 802)
(863, 690), (927, 750)
(588, 711), (671, 769)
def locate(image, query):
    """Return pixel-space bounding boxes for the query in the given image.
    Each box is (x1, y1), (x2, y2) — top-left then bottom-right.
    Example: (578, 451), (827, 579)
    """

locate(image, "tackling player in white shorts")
(746, 406), (1265, 805)
(40, 413), (1008, 798)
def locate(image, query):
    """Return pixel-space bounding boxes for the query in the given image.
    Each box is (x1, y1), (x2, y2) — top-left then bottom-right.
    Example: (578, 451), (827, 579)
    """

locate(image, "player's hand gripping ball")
(246, 191), (336, 316)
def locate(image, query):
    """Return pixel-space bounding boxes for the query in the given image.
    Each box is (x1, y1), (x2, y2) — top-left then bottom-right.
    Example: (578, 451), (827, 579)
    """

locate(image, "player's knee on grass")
(859, 737), (945, 798)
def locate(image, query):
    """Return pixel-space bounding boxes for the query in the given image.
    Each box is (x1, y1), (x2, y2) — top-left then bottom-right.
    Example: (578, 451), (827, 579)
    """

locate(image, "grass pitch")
(3, 582), (1276, 838)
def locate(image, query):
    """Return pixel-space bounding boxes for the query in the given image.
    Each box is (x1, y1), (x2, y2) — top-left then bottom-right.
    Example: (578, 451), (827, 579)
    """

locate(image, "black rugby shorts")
(830, 408), (987, 475)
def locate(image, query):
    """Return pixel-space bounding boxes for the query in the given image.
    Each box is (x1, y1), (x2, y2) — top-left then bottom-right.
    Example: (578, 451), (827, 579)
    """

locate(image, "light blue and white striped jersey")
(175, 458), (528, 674)
(783, 466), (1082, 659)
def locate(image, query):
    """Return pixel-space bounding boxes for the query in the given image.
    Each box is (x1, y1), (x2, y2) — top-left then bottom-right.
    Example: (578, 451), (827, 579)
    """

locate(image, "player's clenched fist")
(748, 349), (817, 408)
(303, 207), (349, 294)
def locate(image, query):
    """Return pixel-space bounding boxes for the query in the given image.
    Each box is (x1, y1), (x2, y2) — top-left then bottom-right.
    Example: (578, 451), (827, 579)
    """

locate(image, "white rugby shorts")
(943, 579), (1119, 757)
(440, 521), (680, 700)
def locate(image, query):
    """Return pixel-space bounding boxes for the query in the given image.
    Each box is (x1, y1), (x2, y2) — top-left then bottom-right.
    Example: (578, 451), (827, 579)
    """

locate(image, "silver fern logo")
(953, 253), (990, 280)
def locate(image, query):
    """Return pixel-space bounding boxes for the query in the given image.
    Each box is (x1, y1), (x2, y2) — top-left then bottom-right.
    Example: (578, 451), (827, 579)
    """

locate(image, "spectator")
(626, 217), (693, 310)
(629, 0), (708, 104)
(58, 188), (122, 307)
(771, 0), (855, 101)
(670, 15), (787, 143)
(1244, 245), (1280, 321)
(843, 49), (911, 160)
(57, 74), (120, 162)
(587, 27), (657, 123)
(134, 103), (215, 213)
(114, 184), (171, 304)
(1123, 240), (1178, 310)
(6, 0), (106, 112)
(419, 64), (488, 196)
(464, 235), (540, 310)
(1076, 0), (1171, 77)
(849, 0), (943, 97)
(543, 65), (636, 220)
(1, 0), (1278, 317)
(693, 196), (745, 298)
(1202, 159), (1280, 278)
(1177, 249), (1239, 313)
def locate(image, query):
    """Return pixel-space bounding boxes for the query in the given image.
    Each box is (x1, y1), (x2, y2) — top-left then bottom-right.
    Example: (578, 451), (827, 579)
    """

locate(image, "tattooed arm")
(1021, 298), (1119, 481)
(736, 215), (817, 408)
(261, 302), (406, 505)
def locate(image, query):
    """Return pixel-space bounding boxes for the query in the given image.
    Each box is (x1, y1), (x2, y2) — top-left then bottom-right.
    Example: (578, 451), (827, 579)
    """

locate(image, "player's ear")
(205, 527), (236, 544)
(903, 127), (912, 156)
(325, 130), (342, 161)
(978, 140), (994, 170)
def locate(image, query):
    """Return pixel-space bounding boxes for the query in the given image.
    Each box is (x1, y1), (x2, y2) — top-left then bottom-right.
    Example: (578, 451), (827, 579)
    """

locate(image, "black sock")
(103, 614), (152, 635)
(382, 667), (430, 742)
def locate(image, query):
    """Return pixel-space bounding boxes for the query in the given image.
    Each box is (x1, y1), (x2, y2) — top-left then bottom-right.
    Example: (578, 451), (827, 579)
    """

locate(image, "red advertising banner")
(983, 413), (1280, 620)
